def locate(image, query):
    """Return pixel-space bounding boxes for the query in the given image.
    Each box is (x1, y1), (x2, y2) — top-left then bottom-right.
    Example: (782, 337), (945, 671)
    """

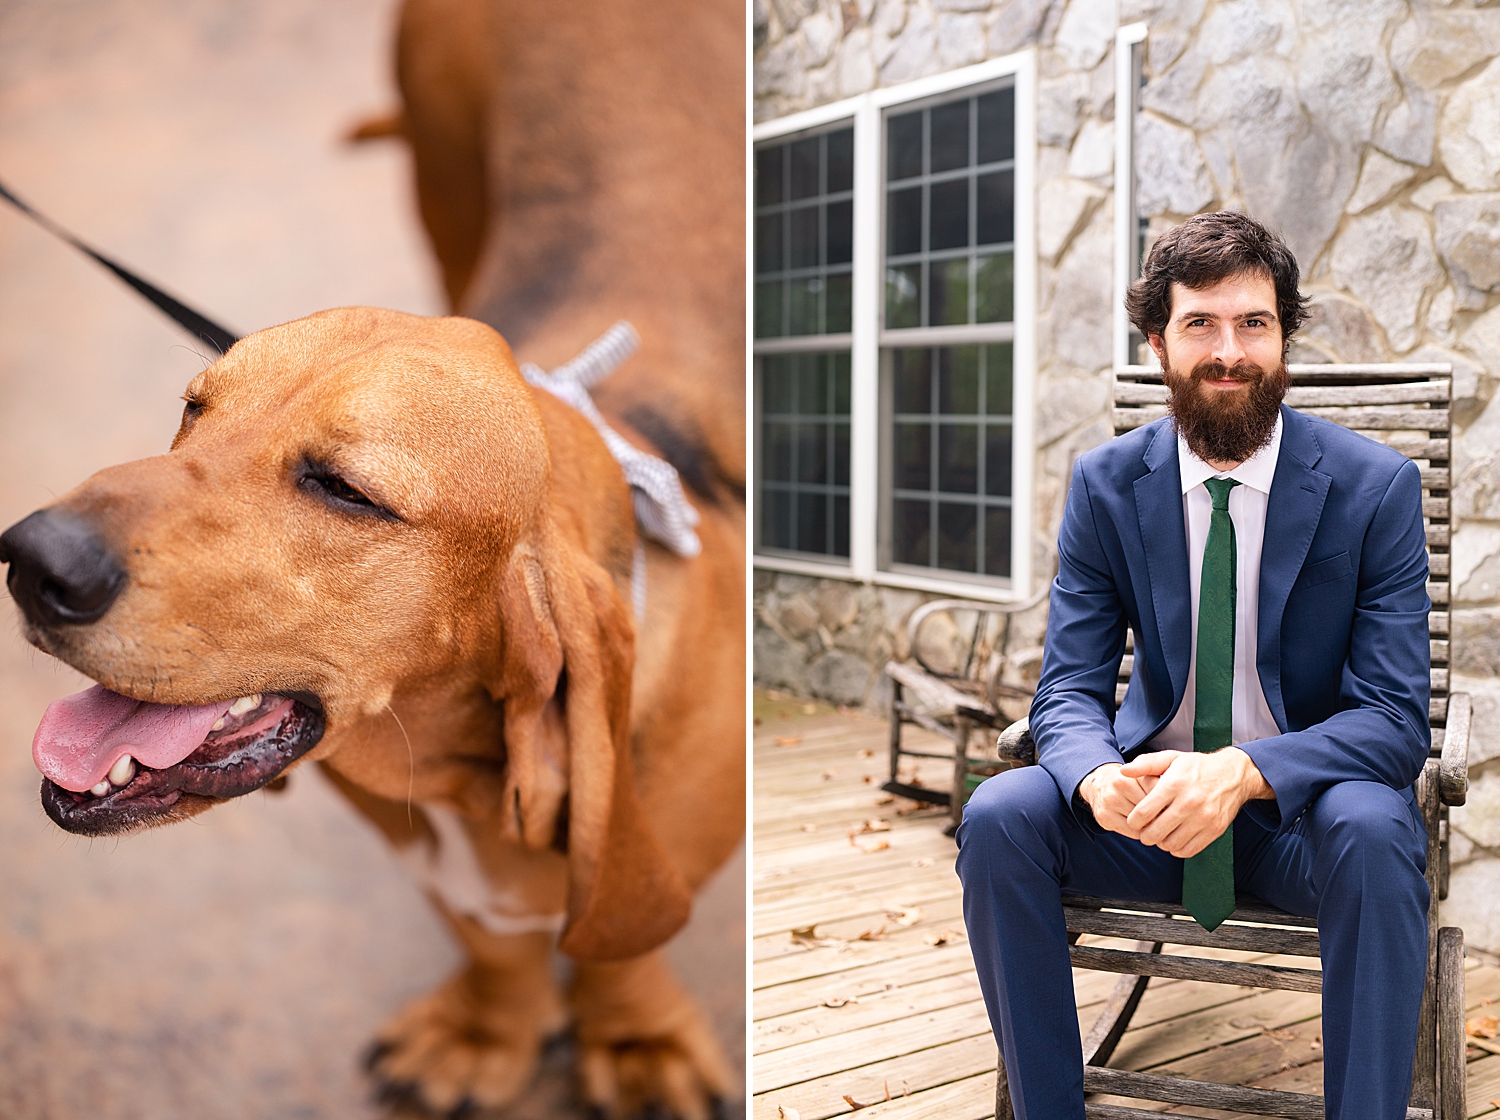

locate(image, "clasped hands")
(1077, 748), (1274, 859)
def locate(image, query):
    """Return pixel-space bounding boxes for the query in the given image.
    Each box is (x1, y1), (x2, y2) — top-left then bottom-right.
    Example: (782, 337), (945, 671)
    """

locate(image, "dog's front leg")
(571, 951), (737, 1120)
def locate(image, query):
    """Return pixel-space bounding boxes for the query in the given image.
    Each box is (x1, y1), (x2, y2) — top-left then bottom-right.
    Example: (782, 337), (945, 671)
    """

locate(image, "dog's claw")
(364, 1039), (396, 1072)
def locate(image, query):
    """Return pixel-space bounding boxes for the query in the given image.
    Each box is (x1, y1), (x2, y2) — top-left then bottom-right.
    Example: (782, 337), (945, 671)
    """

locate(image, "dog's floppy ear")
(489, 525), (692, 960)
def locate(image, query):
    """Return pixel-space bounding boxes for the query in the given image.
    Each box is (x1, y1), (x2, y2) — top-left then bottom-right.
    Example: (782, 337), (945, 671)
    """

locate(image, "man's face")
(1148, 269), (1289, 466)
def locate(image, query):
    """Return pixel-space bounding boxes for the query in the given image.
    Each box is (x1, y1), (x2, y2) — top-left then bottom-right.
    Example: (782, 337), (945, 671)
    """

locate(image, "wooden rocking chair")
(989, 362), (1470, 1118)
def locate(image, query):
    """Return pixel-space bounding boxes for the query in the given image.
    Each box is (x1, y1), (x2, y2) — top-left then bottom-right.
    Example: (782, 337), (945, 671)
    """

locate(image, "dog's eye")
(297, 461), (398, 521)
(180, 398), (205, 430)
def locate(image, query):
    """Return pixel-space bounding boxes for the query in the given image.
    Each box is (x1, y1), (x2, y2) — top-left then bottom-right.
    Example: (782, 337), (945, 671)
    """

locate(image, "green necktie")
(1182, 476), (1239, 931)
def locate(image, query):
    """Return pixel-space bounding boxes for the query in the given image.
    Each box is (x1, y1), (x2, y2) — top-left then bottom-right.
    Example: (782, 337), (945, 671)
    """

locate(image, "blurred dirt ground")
(0, 2), (745, 1116)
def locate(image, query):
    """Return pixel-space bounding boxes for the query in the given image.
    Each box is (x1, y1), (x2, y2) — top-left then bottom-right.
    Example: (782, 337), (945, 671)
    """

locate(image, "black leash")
(0, 177), (239, 354)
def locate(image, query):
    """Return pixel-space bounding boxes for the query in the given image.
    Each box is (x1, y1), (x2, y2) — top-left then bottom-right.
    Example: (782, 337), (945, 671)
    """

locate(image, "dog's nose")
(0, 510), (126, 626)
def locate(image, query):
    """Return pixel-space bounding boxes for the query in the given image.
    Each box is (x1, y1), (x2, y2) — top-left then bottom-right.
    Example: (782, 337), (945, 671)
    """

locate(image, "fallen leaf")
(802, 703), (818, 715)
(1491, 1100), (1500, 1110)
(1258, 1025), (1299, 1042)
(821, 995), (859, 1008)
(1471, 1037), (1500, 1057)
(766, 689), (784, 701)
(775, 735), (802, 746)
(874, 794), (896, 805)
(924, 928), (966, 946)
(858, 748), (873, 759)
(777, 1107), (799, 1120)
(1469, 1014), (1500, 1039)
(790, 924), (849, 951)
(886, 906), (925, 927)
(801, 823), (819, 832)
(790, 924), (820, 946)
(854, 837), (890, 853)
(841, 1095), (870, 1110)
(911, 857), (935, 868)
(856, 924), (886, 941)
(883, 1080), (893, 1102)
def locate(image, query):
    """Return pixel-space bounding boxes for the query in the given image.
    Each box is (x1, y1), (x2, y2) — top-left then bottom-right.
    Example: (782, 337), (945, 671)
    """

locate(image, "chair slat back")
(1111, 362), (1452, 744)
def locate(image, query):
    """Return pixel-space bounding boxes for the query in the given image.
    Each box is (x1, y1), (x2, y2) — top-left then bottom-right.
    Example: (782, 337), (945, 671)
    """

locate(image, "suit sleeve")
(1238, 457), (1431, 833)
(1030, 457), (1130, 825)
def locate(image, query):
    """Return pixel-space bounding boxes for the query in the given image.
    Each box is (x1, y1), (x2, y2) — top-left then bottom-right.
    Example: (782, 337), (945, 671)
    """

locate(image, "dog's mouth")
(34, 686), (325, 836)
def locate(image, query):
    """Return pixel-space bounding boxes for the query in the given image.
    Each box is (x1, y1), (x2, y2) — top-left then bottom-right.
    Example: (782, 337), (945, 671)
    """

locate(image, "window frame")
(1113, 22), (1153, 374)
(751, 50), (1038, 603)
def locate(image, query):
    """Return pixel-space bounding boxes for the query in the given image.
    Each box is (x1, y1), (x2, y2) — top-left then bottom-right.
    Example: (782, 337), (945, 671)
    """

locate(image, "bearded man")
(957, 211), (1431, 1120)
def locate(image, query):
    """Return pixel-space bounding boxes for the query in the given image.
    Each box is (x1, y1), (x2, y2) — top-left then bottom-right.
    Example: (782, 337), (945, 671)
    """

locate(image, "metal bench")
(991, 362), (1470, 1119)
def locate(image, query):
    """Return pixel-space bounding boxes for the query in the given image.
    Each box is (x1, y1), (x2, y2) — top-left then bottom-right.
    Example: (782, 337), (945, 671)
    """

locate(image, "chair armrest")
(904, 587), (1050, 676)
(1441, 692), (1471, 807)
(997, 717), (1036, 765)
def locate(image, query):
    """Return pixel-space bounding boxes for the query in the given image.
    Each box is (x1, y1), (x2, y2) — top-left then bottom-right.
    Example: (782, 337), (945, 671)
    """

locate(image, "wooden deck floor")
(752, 697), (1500, 1119)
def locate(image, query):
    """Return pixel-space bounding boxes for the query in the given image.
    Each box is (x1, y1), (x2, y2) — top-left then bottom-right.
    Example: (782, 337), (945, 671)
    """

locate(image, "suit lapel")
(1134, 423), (1191, 714)
(1257, 406), (1330, 731)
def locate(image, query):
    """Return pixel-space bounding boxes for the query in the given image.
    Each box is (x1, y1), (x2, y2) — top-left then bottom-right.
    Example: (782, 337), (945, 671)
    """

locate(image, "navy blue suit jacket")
(1030, 404), (1431, 834)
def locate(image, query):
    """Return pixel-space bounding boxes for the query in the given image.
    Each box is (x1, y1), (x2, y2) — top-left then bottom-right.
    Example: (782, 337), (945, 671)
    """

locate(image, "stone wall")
(755, 0), (1500, 945)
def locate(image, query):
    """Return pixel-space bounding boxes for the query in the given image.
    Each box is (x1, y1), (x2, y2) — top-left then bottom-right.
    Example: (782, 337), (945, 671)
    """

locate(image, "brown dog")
(1, 0), (744, 1115)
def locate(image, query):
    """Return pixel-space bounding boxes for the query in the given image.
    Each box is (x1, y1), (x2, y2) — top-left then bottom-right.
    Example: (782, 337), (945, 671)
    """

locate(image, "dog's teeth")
(211, 717), (226, 731)
(108, 755), (136, 787)
(228, 694), (261, 717)
(90, 781), (111, 797)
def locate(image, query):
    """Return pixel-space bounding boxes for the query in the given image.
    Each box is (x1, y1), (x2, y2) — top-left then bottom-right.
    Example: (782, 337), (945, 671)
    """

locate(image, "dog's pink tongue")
(32, 685), (233, 792)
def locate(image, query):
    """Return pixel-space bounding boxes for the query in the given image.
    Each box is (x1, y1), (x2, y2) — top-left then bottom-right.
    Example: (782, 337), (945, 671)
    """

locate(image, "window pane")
(797, 491), (829, 552)
(929, 258), (969, 327)
(833, 422), (850, 486)
(892, 347), (931, 413)
(790, 136), (821, 199)
(977, 170), (1014, 246)
(977, 87), (1015, 164)
(894, 499), (930, 566)
(832, 353), (852, 412)
(885, 265), (921, 329)
(825, 273), (852, 334)
(755, 146), (784, 207)
(894, 423), (931, 490)
(755, 212), (783, 274)
(755, 280), (784, 338)
(930, 99), (970, 173)
(929, 178), (970, 251)
(764, 357), (794, 413)
(985, 343), (1014, 415)
(827, 128), (854, 192)
(796, 422), (827, 484)
(788, 205), (820, 269)
(938, 424), (978, 493)
(984, 507), (1012, 577)
(788, 279), (820, 335)
(940, 345), (980, 414)
(826, 200), (853, 264)
(833, 495), (851, 558)
(764, 488), (792, 549)
(975, 252), (1013, 323)
(765, 421), (794, 481)
(888, 110), (923, 180)
(802, 354), (829, 413)
(937, 502), (977, 571)
(985, 424), (1013, 496)
(887, 186), (923, 256)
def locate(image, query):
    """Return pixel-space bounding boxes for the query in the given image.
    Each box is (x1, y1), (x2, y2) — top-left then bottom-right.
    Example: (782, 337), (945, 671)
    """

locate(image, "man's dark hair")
(1125, 211), (1311, 350)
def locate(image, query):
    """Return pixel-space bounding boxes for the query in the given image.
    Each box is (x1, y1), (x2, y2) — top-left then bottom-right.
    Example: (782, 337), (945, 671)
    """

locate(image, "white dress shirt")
(1151, 413), (1284, 751)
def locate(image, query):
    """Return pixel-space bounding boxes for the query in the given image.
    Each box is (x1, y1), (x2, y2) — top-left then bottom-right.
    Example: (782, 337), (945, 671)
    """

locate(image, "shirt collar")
(1177, 411), (1283, 496)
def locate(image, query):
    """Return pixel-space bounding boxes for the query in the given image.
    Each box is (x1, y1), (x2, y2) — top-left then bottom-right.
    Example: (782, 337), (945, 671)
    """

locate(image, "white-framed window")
(1113, 22), (1152, 373)
(752, 51), (1037, 602)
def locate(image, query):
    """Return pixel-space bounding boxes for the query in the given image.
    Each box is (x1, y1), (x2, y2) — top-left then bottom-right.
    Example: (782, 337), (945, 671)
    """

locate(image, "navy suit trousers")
(955, 766), (1430, 1120)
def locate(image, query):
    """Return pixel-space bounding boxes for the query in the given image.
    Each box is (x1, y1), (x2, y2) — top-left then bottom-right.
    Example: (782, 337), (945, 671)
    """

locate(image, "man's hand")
(1119, 748), (1273, 858)
(1077, 763), (1152, 838)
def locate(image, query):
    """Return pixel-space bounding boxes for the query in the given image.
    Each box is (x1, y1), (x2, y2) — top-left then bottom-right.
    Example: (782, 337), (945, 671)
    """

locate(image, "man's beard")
(1163, 356), (1289, 465)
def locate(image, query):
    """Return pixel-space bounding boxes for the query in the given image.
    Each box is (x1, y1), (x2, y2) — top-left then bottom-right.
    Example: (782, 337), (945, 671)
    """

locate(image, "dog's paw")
(366, 965), (566, 1115)
(576, 1022), (735, 1120)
